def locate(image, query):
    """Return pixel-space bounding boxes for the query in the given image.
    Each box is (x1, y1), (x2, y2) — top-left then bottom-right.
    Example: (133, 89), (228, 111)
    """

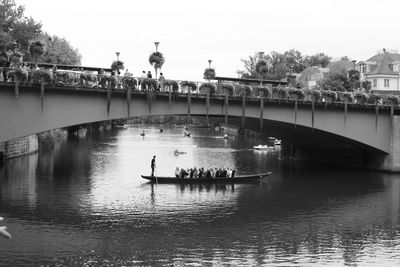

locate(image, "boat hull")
(141, 172), (271, 184)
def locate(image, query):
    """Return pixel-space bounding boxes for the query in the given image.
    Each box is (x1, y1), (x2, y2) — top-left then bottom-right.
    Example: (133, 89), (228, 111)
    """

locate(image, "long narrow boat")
(141, 172), (271, 184)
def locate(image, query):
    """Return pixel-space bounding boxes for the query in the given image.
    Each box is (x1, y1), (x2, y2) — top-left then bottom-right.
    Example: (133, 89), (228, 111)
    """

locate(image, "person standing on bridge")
(151, 155), (156, 176)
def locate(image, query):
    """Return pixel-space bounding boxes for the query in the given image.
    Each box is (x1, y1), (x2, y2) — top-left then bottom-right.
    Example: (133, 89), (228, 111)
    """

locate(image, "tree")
(39, 35), (81, 65)
(304, 53), (331, 67)
(1, 0), (81, 65)
(283, 49), (306, 73)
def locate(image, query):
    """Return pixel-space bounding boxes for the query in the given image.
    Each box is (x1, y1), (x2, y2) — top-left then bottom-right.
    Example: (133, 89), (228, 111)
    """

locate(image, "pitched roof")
(366, 52), (400, 75)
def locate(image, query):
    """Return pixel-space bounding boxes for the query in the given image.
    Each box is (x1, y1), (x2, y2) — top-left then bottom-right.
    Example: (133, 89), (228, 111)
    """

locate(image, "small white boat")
(253, 144), (274, 150)
(223, 134), (228, 139)
(274, 139), (281, 146)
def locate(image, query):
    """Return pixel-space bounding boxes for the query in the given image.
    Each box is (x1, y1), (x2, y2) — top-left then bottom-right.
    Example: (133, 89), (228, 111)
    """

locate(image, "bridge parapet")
(1, 66), (400, 111)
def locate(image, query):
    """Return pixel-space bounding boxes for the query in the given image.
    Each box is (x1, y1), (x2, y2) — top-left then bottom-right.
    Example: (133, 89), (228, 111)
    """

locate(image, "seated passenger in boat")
(175, 167), (180, 178)
(189, 168), (194, 179)
(198, 167), (204, 178)
(180, 168), (188, 178)
(205, 169), (211, 178)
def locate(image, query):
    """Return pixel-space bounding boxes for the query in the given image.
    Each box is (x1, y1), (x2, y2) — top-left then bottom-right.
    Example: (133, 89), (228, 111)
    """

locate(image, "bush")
(31, 69), (53, 83)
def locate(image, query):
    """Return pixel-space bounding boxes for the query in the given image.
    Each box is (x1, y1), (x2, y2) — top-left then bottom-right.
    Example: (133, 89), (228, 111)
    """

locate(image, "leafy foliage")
(199, 83), (216, 95)
(28, 40), (45, 60)
(163, 79), (179, 92)
(180, 81), (197, 92)
(367, 94), (381, 105)
(253, 86), (271, 98)
(111, 60), (124, 71)
(218, 83), (235, 96)
(288, 87), (305, 101)
(321, 90), (337, 102)
(141, 78), (157, 91)
(234, 85), (252, 96)
(354, 92), (369, 104)
(277, 87), (288, 99)
(149, 51), (165, 69)
(10, 51), (22, 66)
(203, 68), (216, 80)
(387, 95), (399, 106)
(121, 76), (137, 89)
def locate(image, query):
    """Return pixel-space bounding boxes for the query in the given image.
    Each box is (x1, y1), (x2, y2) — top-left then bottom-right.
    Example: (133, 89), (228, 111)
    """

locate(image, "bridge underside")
(1, 83), (398, 171)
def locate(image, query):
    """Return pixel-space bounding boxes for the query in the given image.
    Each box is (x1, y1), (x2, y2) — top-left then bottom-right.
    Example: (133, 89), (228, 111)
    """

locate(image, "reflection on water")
(1, 125), (400, 266)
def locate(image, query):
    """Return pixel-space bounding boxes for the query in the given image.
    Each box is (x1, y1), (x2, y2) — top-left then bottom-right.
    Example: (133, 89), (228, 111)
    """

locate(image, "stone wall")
(0, 135), (38, 159)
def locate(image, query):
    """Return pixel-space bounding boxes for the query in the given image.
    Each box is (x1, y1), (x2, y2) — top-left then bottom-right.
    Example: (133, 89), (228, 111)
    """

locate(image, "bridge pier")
(381, 115), (400, 172)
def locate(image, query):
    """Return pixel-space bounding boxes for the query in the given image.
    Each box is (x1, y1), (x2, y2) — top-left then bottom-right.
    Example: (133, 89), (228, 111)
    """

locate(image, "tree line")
(0, 0), (81, 66)
(237, 50), (368, 92)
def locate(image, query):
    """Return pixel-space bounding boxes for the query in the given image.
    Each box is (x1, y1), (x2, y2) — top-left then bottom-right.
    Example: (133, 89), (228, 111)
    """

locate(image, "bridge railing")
(1, 66), (399, 108)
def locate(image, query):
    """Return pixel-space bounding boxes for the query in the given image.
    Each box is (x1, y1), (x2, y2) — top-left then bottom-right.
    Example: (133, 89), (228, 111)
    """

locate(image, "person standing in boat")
(151, 155), (156, 176)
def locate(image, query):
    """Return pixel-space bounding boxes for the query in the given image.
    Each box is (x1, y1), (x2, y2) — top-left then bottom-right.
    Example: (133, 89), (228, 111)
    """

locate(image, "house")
(356, 49), (400, 92)
(297, 66), (329, 89)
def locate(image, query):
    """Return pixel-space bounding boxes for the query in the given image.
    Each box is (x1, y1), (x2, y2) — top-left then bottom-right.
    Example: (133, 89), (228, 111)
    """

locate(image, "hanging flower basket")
(277, 87), (288, 99)
(111, 60), (125, 71)
(0, 53), (9, 67)
(121, 77), (137, 89)
(28, 40), (45, 60)
(321, 90), (337, 102)
(10, 52), (23, 67)
(141, 78), (157, 91)
(287, 88), (304, 101)
(354, 92), (369, 104)
(199, 82), (216, 95)
(367, 94), (381, 105)
(234, 85), (252, 96)
(149, 52), (165, 69)
(218, 83), (235, 96)
(181, 81), (197, 92)
(253, 86), (271, 98)
(387, 95), (399, 106)
(203, 68), (216, 80)
(310, 90), (322, 102)
(338, 92), (354, 103)
(163, 79), (179, 93)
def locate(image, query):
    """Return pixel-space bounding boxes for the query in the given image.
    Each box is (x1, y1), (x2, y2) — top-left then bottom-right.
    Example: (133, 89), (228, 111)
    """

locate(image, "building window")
(384, 79), (390, 88)
(373, 79), (377, 88)
(394, 64), (399, 72)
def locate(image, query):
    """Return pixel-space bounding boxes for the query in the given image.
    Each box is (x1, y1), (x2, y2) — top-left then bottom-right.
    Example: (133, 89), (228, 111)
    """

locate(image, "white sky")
(14, 0), (400, 81)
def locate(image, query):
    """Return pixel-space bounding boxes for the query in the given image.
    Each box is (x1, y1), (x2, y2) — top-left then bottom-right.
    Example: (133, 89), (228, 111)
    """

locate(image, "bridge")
(1, 71), (400, 172)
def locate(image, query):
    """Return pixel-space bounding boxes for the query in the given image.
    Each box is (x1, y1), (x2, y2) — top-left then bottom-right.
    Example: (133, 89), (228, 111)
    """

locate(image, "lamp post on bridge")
(116, 51), (120, 62)
(208, 59), (212, 69)
(154, 42), (159, 52)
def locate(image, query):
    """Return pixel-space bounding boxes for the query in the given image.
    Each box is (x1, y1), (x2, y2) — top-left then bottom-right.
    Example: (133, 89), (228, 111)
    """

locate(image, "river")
(1, 125), (400, 266)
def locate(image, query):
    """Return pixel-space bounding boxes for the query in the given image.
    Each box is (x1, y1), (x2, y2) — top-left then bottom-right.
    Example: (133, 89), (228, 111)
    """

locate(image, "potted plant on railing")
(10, 51), (22, 68)
(367, 94), (381, 105)
(253, 86), (271, 99)
(354, 91), (369, 104)
(321, 90), (337, 103)
(199, 82), (216, 96)
(234, 84), (252, 96)
(218, 83), (235, 96)
(277, 87), (288, 100)
(8, 67), (28, 97)
(180, 81), (197, 93)
(149, 52), (165, 79)
(203, 68), (216, 81)
(387, 95), (399, 106)
(163, 79), (179, 93)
